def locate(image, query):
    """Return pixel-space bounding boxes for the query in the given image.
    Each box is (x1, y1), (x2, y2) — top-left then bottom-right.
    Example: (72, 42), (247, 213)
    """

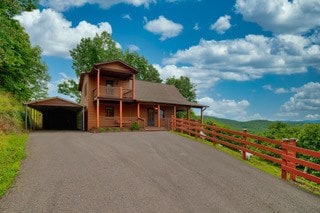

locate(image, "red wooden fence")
(171, 116), (320, 184)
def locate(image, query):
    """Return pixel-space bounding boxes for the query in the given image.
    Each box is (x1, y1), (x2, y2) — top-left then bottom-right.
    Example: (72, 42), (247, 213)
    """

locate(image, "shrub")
(131, 121), (140, 131)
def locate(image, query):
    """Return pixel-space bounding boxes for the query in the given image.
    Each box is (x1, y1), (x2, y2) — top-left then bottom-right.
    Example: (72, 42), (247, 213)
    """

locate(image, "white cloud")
(40, 0), (155, 11)
(193, 23), (200, 31)
(263, 85), (290, 94)
(305, 114), (320, 120)
(128, 44), (140, 52)
(235, 0), (320, 35)
(274, 88), (289, 94)
(163, 35), (320, 86)
(15, 9), (112, 58)
(263, 84), (273, 91)
(122, 14), (132, 20)
(280, 82), (320, 120)
(198, 97), (263, 121)
(144, 16), (183, 41)
(210, 15), (231, 34)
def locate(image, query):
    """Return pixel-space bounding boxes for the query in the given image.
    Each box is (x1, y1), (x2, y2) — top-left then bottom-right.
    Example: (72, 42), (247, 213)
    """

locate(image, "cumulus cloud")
(280, 82), (320, 120)
(210, 15), (231, 34)
(162, 35), (320, 86)
(40, 0), (155, 11)
(128, 44), (140, 52)
(198, 97), (263, 121)
(235, 0), (320, 35)
(15, 9), (112, 58)
(122, 14), (132, 20)
(144, 16), (183, 41)
(263, 85), (291, 94)
(193, 23), (200, 31)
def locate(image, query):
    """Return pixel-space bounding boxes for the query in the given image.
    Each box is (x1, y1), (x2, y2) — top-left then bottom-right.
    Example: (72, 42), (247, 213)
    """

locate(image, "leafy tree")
(0, 0), (50, 101)
(166, 76), (197, 102)
(262, 121), (300, 140)
(59, 31), (162, 100)
(122, 50), (161, 83)
(298, 124), (320, 151)
(70, 32), (122, 78)
(0, 0), (38, 18)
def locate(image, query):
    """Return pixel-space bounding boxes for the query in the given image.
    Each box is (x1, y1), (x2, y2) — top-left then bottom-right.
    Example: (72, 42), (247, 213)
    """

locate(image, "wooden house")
(78, 60), (206, 130)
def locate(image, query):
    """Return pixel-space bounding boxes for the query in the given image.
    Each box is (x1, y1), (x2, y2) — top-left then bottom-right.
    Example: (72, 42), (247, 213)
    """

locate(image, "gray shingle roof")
(135, 80), (206, 108)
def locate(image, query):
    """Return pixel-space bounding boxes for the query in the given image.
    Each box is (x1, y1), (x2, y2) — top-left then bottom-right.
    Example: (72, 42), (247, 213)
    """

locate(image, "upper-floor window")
(106, 80), (115, 95)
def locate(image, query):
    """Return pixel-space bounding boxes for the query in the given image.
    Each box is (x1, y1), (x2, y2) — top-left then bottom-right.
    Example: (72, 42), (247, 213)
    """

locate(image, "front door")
(148, 108), (155, 126)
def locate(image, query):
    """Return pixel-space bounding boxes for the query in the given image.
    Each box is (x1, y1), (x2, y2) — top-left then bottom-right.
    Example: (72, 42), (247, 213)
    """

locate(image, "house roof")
(135, 80), (207, 108)
(25, 97), (83, 112)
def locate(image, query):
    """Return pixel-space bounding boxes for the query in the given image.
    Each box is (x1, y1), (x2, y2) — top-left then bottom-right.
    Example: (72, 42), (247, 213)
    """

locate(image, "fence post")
(242, 129), (247, 160)
(171, 115), (174, 131)
(281, 139), (289, 180)
(288, 138), (297, 181)
(211, 125), (216, 145)
(188, 119), (191, 136)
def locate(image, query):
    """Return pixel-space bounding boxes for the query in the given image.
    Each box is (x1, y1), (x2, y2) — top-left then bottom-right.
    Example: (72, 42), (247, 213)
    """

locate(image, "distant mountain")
(203, 116), (320, 133)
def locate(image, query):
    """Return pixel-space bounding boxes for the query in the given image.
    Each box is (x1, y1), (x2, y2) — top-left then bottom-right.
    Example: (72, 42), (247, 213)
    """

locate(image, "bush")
(131, 121), (140, 131)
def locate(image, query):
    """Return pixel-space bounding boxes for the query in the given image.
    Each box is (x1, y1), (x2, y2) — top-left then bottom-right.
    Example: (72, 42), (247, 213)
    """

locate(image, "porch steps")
(144, 126), (166, 131)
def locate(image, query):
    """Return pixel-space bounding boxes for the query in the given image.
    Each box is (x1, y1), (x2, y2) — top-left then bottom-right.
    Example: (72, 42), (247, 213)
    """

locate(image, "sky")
(15, 0), (320, 121)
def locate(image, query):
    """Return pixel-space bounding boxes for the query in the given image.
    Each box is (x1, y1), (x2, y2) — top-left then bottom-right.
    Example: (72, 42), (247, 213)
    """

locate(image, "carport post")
(82, 106), (85, 131)
(25, 104), (28, 130)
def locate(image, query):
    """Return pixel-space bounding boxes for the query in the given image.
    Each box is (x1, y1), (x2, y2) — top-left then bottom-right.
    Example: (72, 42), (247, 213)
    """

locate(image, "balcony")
(93, 86), (133, 100)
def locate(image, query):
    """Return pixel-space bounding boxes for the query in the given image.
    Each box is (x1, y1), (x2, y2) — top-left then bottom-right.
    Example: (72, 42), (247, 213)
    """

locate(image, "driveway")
(0, 131), (319, 212)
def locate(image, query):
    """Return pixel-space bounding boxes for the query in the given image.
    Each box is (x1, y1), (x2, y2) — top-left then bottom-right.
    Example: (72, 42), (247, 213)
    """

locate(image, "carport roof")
(25, 97), (84, 112)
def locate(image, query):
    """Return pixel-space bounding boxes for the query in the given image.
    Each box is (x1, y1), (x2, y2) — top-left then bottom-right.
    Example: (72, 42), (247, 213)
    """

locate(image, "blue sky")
(15, 0), (320, 121)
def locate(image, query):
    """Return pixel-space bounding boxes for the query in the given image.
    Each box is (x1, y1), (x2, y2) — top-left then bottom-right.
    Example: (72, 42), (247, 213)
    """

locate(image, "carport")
(24, 97), (85, 130)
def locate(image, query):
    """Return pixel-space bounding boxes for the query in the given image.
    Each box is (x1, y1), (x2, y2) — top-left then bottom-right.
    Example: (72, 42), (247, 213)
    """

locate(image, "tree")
(262, 121), (300, 140)
(59, 31), (162, 100)
(0, 0), (50, 101)
(122, 50), (161, 83)
(298, 124), (320, 151)
(165, 76), (197, 102)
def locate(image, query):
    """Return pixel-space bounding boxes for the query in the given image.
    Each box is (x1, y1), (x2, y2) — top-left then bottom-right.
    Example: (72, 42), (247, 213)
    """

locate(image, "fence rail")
(171, 116), (320, 184)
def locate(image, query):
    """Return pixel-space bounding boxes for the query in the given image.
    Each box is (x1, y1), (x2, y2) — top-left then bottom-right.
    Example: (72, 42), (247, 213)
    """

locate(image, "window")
(106, 107), (114, 117)
(106, 80), (115, 95)
(160, 109), (165, 119)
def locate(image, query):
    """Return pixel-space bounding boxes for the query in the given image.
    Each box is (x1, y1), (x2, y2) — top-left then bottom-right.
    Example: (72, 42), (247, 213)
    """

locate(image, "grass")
(175, 132), (320, 196)
(0, 133), (27, 197)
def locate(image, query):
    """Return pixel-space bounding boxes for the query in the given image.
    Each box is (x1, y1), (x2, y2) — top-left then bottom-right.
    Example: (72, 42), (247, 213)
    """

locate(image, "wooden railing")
(172, 116), (320, 184)
(93, 86), (133, 99)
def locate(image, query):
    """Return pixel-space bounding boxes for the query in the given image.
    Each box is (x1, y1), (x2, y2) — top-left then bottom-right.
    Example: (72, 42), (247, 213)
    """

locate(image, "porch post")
(187, 107), (190, 120)
(137, 103), (140, 117)
(132, 74), (135, 100)
(173, 106), (176, 118)
(200, 107), (204, 124)
(96, 100), (100, 128)
(120, 87), (123, 128)
(157, 104), (161, 127)
(97, 68), (100, 97)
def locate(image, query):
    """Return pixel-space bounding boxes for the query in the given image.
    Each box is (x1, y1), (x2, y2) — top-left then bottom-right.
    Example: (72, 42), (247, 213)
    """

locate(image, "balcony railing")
(93, 86), (133, 99)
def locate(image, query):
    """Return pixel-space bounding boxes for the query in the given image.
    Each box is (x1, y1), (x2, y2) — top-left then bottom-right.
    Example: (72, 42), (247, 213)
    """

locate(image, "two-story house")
(78, 60), (206, 130)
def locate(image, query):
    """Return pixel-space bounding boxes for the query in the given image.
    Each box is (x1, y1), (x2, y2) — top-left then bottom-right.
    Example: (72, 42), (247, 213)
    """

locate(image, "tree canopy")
(58, 32), (161, 100)
(165, 76), (197, 102)
(0, 0), (50, 101)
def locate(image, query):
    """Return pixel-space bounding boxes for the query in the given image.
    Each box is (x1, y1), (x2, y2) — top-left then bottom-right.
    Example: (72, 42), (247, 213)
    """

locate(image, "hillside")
(0, 90), (24, 134)
(204, 116), (319, 133)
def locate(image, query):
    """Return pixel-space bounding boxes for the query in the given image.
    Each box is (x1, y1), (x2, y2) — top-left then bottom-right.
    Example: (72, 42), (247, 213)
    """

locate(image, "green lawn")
(0, 134), (27, 197)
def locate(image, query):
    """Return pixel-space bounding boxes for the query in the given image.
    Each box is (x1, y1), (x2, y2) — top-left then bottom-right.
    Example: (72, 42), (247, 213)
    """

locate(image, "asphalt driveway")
(0, 131), (319, 212)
